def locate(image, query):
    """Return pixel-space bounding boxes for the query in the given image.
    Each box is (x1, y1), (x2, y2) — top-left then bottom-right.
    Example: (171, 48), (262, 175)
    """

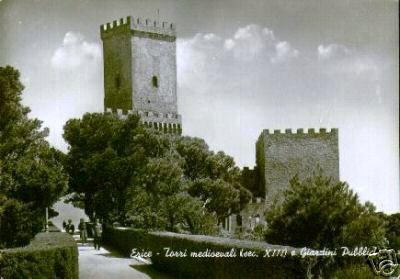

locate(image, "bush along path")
(0, 231), (78, 279)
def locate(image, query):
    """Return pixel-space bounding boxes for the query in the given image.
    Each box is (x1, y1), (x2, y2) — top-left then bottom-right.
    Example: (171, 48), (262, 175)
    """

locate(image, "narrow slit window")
(115, 75), (121, 89)
(152, 76), (158, 88)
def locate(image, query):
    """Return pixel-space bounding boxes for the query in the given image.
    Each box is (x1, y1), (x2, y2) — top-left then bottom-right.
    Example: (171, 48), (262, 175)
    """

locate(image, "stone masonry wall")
(100, 16), (181, 134)
(101, 18), (133, 112)
(256, 128), (339, 203)
(131, 35), (177, 114)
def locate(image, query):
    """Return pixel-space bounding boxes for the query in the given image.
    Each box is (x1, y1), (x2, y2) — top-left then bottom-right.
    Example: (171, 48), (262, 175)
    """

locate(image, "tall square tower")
(100, 16), (181, 134)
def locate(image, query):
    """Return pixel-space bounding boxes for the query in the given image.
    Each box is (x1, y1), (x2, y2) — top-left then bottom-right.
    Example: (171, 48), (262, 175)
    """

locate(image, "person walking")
(78, 218), (88, 244)
(65, 219), (75, 235)
(92, 219), (103, 250)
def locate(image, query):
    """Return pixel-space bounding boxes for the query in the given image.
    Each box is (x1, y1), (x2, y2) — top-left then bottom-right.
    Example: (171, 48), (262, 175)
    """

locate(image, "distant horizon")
(0, 0), (398, 213)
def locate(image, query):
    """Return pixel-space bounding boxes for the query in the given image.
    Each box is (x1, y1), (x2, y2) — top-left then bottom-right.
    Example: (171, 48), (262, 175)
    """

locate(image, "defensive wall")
(256, 128), (339, 203)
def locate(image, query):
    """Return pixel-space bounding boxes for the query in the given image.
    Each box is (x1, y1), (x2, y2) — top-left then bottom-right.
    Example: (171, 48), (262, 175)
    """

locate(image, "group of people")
(62, 218), (103, 250)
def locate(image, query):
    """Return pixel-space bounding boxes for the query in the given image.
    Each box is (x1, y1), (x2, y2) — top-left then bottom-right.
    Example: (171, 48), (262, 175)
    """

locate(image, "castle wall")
(131, 35), (177, 114)
(100, 16), (181, 134)
(255, 137), (267, 198)
(101, 18), (133, 112)
(256, 128), (339, 203)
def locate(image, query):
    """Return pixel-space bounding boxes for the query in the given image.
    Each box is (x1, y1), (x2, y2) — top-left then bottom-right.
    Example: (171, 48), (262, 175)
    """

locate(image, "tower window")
(152, 76), (158, 88)
(115, 75), (121, 89)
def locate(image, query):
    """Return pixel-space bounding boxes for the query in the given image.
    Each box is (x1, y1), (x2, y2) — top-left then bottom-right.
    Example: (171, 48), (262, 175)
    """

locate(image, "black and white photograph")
(0, 0), (398, 278)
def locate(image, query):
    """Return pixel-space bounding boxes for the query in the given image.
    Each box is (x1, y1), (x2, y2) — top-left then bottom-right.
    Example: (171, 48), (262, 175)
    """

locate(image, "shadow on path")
(99, 244), (174, 278)
(130, 264), (174, 279)
(95, 244), (127, 259)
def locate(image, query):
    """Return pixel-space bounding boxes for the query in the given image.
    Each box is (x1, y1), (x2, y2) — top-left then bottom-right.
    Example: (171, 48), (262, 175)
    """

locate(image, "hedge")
(47, 221), (61, 233)
(103, 226), (377, 278)
(103, 226), (312, 278)
(0, 231), (78, 279)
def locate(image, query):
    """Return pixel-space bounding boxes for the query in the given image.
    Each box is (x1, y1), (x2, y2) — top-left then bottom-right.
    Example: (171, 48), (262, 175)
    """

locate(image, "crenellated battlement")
(142, 121), (182, 135)
(105, 107), (181, 134)
(262, 128), (338, 136)
(256, 126), (340, 203)
(100, 17), (130, 31)
(105, 107), (133, 115)
(105, 107), (181, 120)
(100, 16), (176, 39)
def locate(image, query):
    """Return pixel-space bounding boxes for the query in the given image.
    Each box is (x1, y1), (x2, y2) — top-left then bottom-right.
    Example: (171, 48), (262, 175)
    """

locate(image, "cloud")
(51, 32), (101, 70)
(271, 41), (299, 64)
(223, 39), (235, 50)
(317, 44), (380, 78)
(224, 24), (269, 60)
(177, 33), (225, 90)
(336, 57), (380, 77)
(177, 24), (306, 178)
(325, 56), (380, 78)
(222, 24), (298, 63)
(27, 31), (104, 152)
(177, 24), (299, 91)
(317, 44), (349, 60)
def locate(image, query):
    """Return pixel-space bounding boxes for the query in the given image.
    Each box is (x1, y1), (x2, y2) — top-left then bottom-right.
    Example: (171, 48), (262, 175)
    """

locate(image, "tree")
(0, 66), (67, 248)
(125, 156), (218, 233)
(63, 113), (250, 233)
(188, 178), (240, 224)
(175, 137), (252, 223)
(63, 113), (141, 222)
(126, 156), (186, 230)
(264, 173), (387, 249)
(383, 213), (400, 250)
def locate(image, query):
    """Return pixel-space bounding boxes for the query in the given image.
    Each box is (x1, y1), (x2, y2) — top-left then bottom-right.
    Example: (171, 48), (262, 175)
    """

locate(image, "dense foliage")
(0, 231), (78, 279)
(63, 113), (251, 234)
(264, 173), (388, 249)
(382, 212), (400, 250)
(263, 174), (389, 277)
(0, 66), (67, 248)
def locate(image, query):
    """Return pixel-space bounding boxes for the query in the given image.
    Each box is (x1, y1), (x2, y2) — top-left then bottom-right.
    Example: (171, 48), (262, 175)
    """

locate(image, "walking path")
(74, 235), (172, 279)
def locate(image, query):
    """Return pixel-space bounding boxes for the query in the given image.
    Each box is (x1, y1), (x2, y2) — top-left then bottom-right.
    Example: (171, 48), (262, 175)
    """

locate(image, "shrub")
(103, 226), (308, 278)
(0, 199), (34, 248)
(103, 226), (380, 278)
(0, 232), (78, 279)
(265, 174), (387, 249)
(328, 264), (377, 279)
(385, 213), (400, 250)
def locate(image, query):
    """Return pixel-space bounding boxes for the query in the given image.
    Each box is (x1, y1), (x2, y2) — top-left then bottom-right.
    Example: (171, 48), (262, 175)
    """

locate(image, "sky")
(0, 0), (398, 213)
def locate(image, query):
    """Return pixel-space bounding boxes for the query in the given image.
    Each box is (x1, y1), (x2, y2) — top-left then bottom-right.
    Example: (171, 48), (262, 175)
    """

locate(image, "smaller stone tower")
(256, 128), (339, 202)
(100, 16), (181, 134)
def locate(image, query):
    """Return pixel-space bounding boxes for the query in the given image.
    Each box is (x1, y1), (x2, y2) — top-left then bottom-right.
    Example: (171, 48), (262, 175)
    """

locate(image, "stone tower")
(255, 128), (339, 202)
(100, 16), (181, 134)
